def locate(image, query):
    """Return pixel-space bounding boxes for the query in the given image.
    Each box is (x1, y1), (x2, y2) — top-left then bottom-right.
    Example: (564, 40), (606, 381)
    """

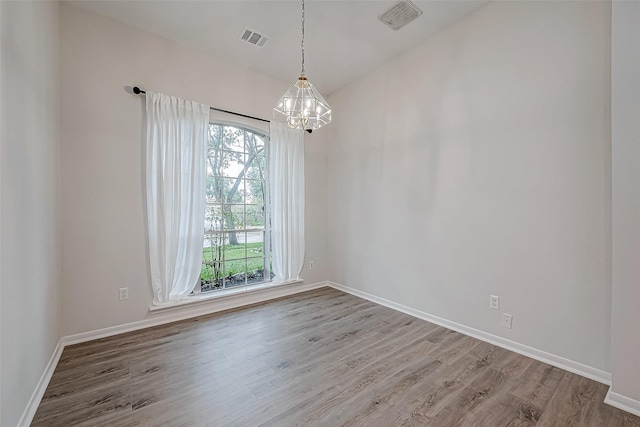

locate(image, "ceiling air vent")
(239, 27), (269, 48)
(378, 0), (423, 31)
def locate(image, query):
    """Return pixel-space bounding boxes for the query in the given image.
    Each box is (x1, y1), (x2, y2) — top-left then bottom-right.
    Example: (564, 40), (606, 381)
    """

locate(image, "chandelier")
(273, 0), (331, 131)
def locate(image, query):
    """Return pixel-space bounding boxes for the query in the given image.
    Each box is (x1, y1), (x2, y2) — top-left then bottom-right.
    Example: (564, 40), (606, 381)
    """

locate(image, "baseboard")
(327, 281), (612, 385)
(19, 281), (328, 426)
(64, 280), (329, 346)
(605, 390), (640, 417)
(17, 338), (64, 427)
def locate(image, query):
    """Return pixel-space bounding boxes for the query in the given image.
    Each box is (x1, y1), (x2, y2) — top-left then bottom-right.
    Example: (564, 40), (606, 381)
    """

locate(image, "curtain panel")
(269, 122), (305, 284)
(145, 92), (209, 304)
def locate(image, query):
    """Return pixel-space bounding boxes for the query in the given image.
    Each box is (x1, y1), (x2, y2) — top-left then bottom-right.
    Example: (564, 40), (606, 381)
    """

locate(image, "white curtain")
(269, 122), (305, 284)
(145, 92), (209, 304)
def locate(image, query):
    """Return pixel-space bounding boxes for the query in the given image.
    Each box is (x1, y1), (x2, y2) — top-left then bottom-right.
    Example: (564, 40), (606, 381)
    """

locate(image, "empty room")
(1, 0), (639, 425)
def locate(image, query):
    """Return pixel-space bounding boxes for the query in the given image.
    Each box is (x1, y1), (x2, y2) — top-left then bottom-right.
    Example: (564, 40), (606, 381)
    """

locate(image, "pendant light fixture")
(273, 0), (331, 131)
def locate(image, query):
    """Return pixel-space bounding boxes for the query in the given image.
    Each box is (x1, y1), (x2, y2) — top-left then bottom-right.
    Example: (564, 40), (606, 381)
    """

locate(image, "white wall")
(326, 1), (612, 372)
(59, 3), (327, 336)
(611, 0), (640, 405)
(0, 1), (61, 426)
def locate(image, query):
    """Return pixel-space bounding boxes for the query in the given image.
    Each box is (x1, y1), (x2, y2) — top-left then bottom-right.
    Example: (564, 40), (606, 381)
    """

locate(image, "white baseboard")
(327, 281), (612, 385)
(605, 390), (640, 417)
(17, 338), (64, 427)
(63, 280), (328, 346)
(19, 281), (328, 426)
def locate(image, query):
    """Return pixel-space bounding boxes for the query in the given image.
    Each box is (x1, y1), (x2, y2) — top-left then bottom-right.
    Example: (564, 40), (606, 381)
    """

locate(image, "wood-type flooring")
(32, 287), (640, 426)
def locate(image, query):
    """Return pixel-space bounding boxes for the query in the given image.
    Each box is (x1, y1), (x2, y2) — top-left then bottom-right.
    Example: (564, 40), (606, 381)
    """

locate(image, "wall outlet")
(309, 261), (315, 270)
(490, 295), (500, 310)
(501, 313), (513, 329)
(119, 287), (129, 300)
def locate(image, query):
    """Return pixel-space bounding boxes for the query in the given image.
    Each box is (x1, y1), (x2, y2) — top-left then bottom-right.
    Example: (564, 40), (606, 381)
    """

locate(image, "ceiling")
(67, 0), (489, 95)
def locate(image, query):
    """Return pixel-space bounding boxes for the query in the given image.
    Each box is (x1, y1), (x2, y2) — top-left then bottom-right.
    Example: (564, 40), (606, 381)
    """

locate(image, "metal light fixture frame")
(273, 0), (332, 131)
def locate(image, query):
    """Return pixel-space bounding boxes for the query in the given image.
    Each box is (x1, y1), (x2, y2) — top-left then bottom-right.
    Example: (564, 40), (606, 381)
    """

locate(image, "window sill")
(148, 279), (303, 313)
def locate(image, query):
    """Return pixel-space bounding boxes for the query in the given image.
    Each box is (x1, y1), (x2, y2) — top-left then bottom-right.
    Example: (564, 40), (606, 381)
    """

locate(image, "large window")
(200, 123), (271, 292)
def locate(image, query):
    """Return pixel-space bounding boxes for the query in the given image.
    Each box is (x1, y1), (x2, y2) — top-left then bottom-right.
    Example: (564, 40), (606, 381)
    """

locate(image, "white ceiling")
(67, 0), (489, 94)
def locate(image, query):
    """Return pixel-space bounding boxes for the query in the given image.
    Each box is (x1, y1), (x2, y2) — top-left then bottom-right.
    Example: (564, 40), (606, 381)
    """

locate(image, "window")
(200, 123), (272, 292)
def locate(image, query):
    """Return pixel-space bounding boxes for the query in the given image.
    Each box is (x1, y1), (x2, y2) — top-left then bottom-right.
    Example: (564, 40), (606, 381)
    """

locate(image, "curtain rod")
(132, 86), (312, 133)
(132, 86), (269, 123)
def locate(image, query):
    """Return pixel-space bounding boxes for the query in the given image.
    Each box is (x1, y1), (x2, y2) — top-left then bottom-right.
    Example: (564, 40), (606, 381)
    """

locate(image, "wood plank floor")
(32, 287), (640, 426)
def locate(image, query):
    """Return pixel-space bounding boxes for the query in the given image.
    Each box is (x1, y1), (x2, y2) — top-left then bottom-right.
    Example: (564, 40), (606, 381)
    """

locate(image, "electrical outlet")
(119, 287), (129, 301)
(309, 261), (315, 270)
(501, 313), (513, 329)
(490, 295), (500, 310)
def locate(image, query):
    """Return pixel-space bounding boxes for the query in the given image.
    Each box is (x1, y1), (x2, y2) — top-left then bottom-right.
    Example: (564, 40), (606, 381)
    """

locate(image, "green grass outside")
(201, 242), (264, 281)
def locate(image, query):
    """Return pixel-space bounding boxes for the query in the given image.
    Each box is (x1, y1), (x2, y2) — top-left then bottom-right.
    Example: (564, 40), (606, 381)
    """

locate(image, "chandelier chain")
(301, 0), (305, 76)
